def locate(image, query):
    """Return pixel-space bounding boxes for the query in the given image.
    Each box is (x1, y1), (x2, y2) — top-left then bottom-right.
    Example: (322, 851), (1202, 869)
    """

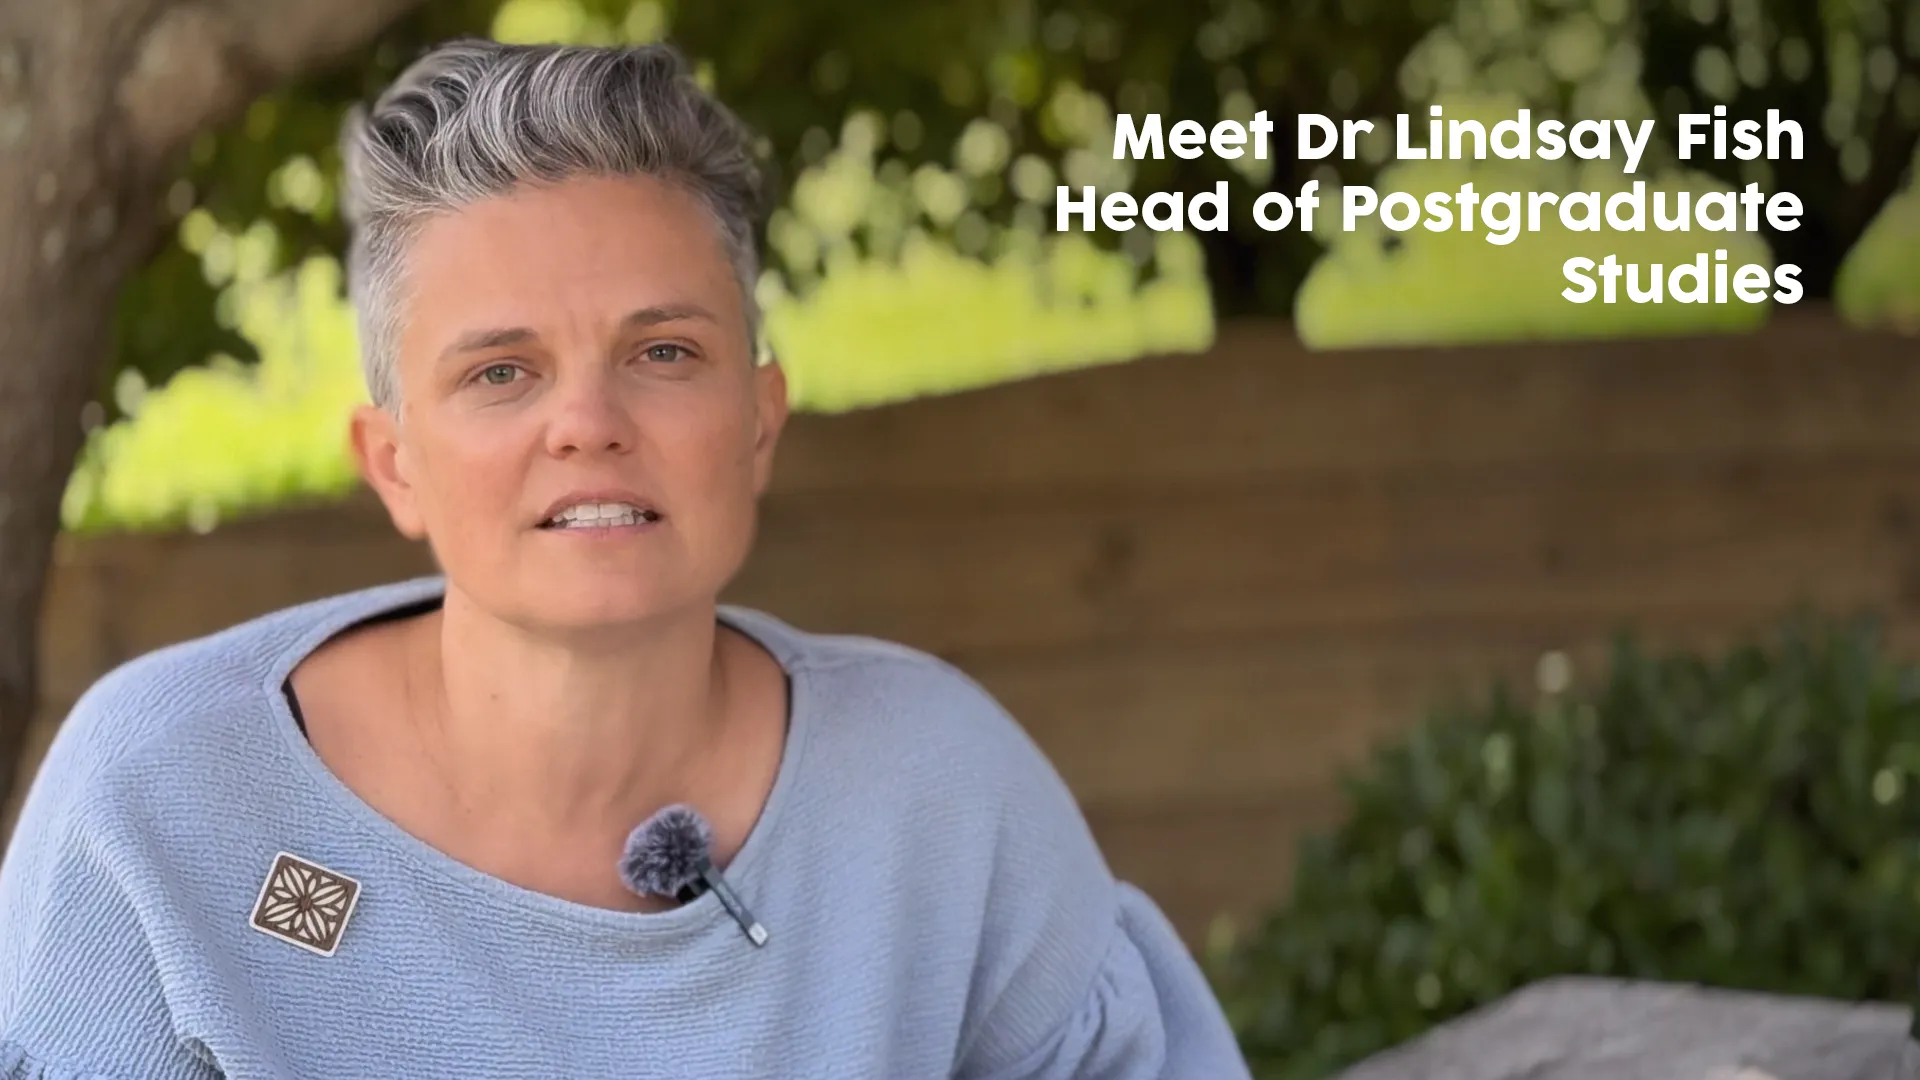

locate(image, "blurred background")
(5, 0), (1920, 1076)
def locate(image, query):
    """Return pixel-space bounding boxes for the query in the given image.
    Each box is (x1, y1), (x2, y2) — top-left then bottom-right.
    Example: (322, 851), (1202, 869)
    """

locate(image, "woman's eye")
(478, 363), (520, 386)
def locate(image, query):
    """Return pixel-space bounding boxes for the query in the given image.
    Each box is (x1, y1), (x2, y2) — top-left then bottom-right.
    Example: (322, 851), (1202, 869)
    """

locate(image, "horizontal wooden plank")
(51, 452), (1920, 701)
(44, 315), (1918, 694)
(39, 503), (436, 704)
(730, 454), (1920, 658)
(768, 311), (1920, 496)
(962, 605), (1879, 816)
(972, 630), (1574, 813)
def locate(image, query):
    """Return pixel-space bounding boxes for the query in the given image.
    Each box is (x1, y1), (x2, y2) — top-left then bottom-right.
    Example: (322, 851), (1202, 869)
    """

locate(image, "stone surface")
(1335, 977), (1916, 1080)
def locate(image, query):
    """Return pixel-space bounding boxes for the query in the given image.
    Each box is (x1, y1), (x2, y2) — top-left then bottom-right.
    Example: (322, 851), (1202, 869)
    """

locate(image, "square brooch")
(249, 852), (362, 957)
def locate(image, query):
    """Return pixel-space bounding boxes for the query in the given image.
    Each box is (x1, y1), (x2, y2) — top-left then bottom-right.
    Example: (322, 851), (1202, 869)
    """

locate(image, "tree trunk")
(0, 0), (425, 819)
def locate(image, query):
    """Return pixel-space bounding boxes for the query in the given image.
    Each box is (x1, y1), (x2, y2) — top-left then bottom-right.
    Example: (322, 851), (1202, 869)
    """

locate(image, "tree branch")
(116, 0), (425, 166)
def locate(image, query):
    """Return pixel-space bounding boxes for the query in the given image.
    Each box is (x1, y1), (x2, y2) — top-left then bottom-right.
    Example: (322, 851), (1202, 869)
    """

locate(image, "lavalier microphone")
(618, 804), (769, 947)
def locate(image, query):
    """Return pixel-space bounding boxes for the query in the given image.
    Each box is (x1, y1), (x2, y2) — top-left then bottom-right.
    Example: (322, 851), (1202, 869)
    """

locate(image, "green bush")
(1210, 614), (1920, 1080)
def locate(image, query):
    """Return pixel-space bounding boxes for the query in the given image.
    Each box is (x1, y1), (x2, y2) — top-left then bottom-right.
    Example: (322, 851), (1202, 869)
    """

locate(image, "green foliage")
(656, 0), (1450, 318)
(67, 0), (1234, 532)
(1396, 0), (1920, 298)
(1293, 94), (1774, 347)
(106, 0), (1454, 405)
(65, 257), (367, 535)
(75, 0), (1439, 532)
(1210, 615), (1920, 1080)
(1636, 0), (1920, 297)
(766, 228), (1212, 414)
(98, 0), (1920, 408)
(1836, 157), (1920, 333)
(1296, 0), (1920, 345)
(72, 0), (1920, 532)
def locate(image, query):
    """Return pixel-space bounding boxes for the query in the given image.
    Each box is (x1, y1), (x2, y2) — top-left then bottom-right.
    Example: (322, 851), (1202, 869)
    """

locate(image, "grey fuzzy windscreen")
(618, 803), (714, 899)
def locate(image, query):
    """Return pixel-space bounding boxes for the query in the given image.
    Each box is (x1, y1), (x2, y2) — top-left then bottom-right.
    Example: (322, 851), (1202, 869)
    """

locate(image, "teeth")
(547, 501), (655, 528)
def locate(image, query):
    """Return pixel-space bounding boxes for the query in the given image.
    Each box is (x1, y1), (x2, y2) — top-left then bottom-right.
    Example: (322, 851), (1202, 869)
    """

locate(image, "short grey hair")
(339, 39), (767, 409)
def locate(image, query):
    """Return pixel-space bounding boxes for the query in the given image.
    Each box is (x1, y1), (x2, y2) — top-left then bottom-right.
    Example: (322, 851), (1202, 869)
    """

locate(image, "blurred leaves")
(1637, 0), (1920, 296)
(1302, 0), (1920, 342)
(77, 0), (1920, 531)
(1835, 150), (1920, 331)
(1209, 613), (1920, 1079)
(106, 0), (1457, 412)
(1401, 0), (1920, 298)
(67, 257), (368, 535)
(106, 0), (1920, 409)
(1293, 93), (1776, 347)
(76, 0), (1451, 531)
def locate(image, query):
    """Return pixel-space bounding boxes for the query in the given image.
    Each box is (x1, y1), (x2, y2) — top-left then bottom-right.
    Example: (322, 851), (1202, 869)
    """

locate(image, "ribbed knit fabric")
(0, 577), (1250, 1079)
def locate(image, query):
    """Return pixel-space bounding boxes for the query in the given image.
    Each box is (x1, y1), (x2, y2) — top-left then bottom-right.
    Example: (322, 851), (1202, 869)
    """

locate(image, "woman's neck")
(403, 587), (737, 835)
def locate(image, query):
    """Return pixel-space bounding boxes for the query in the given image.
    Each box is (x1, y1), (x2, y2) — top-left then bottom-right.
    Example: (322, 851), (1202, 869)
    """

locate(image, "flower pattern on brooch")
(250, 852), (361, 957)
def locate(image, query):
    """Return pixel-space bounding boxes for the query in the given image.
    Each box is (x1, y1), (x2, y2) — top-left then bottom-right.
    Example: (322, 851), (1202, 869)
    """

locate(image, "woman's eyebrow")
(620, 303), (718, 329)
(439, 326), (537, 363)
(437, 305), (718, 364)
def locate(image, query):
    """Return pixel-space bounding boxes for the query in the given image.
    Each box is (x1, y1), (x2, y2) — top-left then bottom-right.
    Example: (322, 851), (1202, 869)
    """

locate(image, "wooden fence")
(25, 310), (1920, 943)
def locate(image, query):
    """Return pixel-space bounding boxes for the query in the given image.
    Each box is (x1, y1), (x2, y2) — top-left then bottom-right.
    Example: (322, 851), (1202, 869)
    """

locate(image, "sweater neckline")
(258, 575), (817, 944)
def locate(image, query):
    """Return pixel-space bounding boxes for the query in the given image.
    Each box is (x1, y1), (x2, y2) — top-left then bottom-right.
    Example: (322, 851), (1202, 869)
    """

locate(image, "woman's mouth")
(538, 501), (662, 530)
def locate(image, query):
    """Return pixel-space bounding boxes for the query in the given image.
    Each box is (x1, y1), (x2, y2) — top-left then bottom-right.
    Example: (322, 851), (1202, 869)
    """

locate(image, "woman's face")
(353, 174), (788, 635)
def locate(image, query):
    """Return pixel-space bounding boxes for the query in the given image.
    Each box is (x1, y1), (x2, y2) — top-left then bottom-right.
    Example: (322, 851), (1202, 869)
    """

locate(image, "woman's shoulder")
(754, 615), (1039, 766)
(39, 578), (441, 809)
(738, 610), (1089, 836)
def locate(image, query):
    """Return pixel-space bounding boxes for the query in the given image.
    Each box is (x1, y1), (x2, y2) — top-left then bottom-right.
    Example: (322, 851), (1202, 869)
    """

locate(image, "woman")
(0, 39), (1250, 1079)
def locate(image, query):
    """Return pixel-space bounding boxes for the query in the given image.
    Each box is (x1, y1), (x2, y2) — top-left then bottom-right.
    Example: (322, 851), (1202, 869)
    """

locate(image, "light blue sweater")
(0, 577), (1250, 1079)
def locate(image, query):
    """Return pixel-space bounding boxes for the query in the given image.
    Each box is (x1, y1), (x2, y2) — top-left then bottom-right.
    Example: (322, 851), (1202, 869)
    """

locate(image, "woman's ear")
(750, 359), (789, 497)
(350, 404), (429, 541)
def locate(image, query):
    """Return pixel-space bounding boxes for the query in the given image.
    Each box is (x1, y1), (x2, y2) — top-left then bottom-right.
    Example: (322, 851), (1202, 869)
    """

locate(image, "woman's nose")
(543, 371), (636, 457)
